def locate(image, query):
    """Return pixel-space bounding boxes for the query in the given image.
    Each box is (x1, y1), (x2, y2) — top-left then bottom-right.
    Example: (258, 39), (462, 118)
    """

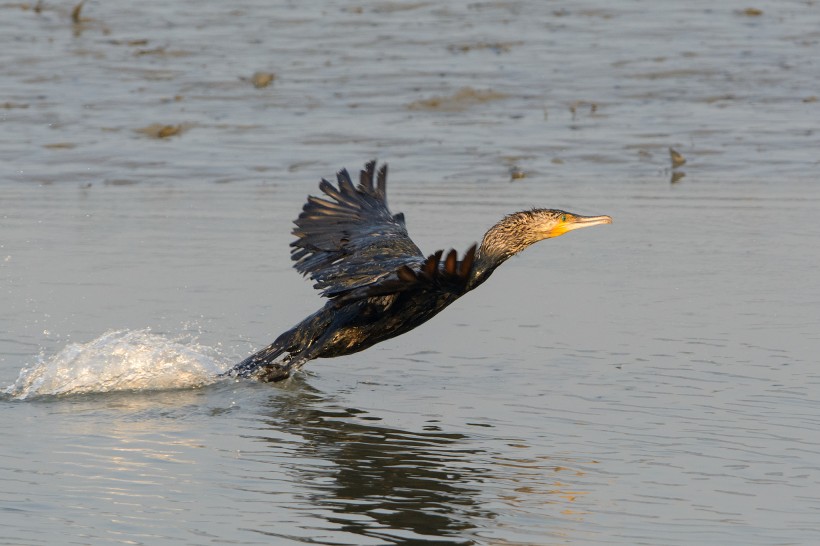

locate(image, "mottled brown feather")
(423, 251), (441, 278)
(397, 265), (417, 282)
(444, 249), (457, 275)
(459, 244), (477, 278)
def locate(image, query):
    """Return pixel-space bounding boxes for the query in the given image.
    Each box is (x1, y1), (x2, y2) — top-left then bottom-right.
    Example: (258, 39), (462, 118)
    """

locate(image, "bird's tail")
(225, 306), (329, 381)
(224, 342), (286, 378)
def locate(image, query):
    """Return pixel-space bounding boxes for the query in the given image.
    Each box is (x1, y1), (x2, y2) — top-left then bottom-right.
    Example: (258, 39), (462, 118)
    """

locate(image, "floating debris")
(157, 125), (181, 138)
(43, 142), (76, 149)
(501, 156), (534, 180)
(669, 147), (686, 168)
(740, 8), (763, 16)
(159, 95), (184, 104)
(568, 100), (598, 119)
(106, 39), (151, 48)
(134, 46), (190, 57)
(136, 124), (185, 139)
(71, 0), (84, 23)
(509, 167), (527, 181)
(669, 148), (686, 184)
(407, 87), (507, 112)
(250, 71), (275, 88)
(447, 41), (521, 54)
(135, 46), (165, 56)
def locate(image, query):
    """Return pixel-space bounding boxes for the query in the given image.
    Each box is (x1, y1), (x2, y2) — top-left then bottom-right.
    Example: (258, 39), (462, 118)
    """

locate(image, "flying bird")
(227, 161), (611, 382)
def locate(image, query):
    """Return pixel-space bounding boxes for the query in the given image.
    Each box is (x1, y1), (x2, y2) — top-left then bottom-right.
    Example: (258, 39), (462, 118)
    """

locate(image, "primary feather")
(290, 161), (425, 298)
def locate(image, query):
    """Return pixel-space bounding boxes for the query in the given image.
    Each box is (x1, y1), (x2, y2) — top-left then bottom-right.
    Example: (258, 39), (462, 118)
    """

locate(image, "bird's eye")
(561, 214), (566, 222)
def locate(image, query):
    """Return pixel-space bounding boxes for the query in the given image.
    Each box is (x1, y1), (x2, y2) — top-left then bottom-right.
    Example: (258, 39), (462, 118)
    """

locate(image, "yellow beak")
(549, 214), (612, 238)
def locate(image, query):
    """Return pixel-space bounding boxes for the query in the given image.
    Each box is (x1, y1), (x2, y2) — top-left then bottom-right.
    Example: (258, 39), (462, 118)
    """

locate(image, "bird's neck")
(467, 215), (539, 290)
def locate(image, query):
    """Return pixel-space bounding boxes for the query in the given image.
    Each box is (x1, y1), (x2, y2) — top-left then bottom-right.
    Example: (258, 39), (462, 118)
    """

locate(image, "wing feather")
(291, 161), (425, 297)
(376, 164), (387, 198)
(444, 249), (457, 275)
(333, 244), (478, 303)
(360, 160), (376, 192)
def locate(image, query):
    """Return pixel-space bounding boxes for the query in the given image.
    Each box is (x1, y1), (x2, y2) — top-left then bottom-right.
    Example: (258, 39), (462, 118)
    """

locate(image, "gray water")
(2, 1), (820, 544)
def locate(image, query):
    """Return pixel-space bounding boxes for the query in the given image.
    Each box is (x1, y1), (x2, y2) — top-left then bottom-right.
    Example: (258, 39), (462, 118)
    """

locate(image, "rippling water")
(2, 1), (820, 545)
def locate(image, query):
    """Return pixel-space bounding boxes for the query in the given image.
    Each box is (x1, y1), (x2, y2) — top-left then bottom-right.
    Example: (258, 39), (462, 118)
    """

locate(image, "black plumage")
(227, 161), (611, 382)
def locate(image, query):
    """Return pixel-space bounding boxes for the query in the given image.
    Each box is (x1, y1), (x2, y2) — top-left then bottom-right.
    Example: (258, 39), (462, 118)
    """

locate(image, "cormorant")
(228, 161), (611, 382)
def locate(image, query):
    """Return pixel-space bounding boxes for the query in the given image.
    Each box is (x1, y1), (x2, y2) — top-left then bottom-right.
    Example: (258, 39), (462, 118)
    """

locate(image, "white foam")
(4, 329), (228, 400)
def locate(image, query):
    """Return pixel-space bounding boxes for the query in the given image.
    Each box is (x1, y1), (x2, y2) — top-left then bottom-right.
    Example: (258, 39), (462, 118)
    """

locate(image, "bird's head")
(475, 208), (612, 277)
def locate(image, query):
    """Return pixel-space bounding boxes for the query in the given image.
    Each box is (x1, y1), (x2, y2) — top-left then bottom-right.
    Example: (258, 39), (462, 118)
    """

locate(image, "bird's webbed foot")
(253, 356), (305, 383)
(253, 362), (293, 383)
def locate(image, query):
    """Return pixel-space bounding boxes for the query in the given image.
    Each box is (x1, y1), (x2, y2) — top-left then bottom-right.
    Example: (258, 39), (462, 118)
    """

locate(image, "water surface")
(2, 1), (820, 545)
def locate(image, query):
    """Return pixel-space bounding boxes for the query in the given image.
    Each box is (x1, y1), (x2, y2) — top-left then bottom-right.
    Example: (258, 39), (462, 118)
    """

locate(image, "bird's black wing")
(291, 161), (425, 298)
(331, 244), (478, 303)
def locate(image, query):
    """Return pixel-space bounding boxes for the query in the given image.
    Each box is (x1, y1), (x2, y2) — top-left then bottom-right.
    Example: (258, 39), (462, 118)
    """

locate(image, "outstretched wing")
(291, 161), (425, 298)
(332, 244), (478, 303)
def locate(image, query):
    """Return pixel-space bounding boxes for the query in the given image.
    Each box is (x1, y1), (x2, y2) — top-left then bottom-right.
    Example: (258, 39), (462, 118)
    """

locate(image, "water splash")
(4, 329), (229, 400)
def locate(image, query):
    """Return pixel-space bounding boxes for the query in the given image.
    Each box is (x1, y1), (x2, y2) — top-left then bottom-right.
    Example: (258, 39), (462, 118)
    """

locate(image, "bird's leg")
(254, 355), (306, 383)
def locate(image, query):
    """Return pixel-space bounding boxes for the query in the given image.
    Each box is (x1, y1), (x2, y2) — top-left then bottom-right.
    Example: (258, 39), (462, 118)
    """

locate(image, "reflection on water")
(0, 319), (593, 542)
(245, 381), (601, 545)
(1, 375), (599, 546)
(253, 383), (490, 544)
